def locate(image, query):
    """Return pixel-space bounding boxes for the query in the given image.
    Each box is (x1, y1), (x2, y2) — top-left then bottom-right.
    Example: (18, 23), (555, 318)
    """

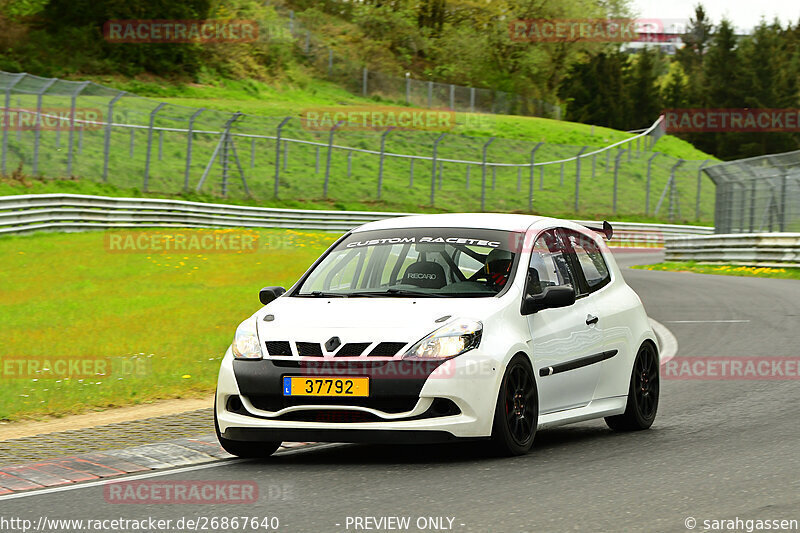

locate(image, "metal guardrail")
(0, 194), (714, 243)
(665, 233), (800, 266)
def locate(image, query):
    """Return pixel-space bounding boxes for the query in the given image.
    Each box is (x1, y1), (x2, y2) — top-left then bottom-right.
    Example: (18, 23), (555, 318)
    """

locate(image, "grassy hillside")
(1, 76), (716, 224)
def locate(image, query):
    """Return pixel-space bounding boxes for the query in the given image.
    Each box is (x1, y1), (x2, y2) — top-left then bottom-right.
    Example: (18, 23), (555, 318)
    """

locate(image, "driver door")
(525, 229), (604, 414)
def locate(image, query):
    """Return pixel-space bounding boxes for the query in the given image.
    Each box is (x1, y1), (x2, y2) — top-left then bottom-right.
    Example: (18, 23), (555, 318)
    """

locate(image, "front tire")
(214, 399), (281, 458)
(490, 355), (538, 456)
(605, 342), (659, 431)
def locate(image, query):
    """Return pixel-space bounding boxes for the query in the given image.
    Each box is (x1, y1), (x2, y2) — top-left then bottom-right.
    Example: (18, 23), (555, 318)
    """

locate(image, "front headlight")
(232, 317), (263, 360)
(403, 319), (482, 359)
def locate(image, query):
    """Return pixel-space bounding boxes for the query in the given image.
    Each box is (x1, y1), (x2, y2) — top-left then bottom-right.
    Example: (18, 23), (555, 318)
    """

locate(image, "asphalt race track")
(2, 250), (799, 532)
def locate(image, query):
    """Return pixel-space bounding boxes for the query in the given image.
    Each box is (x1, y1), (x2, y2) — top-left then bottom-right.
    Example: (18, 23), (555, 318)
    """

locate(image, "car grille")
(252, 398), (461, 423)
(262, 340), (408, 358)
(296, 342), (324, 357)
(335, 342), (371, 357)
(366, 342), (408, 357)
(265, 341), (292, 356)
(248, 395), (419, 414)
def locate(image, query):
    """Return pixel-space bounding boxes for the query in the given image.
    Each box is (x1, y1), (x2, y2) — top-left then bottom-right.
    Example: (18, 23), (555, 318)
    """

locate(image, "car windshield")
(295, 227), (523, 298)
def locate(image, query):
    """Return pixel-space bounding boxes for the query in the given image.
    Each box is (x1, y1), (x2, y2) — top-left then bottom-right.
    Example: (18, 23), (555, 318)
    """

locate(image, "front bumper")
(215, 347), (502, 442)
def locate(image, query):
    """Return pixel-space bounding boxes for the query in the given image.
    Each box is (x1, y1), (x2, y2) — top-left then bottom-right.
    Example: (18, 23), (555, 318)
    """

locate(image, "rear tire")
(214, 398), (281, 458)
(490, 355), (538, 456)
(605, 342), (659, 431)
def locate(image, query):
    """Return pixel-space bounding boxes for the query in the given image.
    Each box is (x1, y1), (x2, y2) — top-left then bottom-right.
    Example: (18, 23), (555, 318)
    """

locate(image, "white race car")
(215, 214), (659, 456)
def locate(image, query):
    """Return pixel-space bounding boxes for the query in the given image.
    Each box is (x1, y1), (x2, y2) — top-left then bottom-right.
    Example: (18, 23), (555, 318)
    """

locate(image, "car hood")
(254, 296), (502, 357)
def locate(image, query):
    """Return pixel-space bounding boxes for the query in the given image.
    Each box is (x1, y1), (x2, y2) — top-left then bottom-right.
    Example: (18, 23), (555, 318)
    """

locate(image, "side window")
(526, 230), (575, 295)
(565, 231), (611, 292)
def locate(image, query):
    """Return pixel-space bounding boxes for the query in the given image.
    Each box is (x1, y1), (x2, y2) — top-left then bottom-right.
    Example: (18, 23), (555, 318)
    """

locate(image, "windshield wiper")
(303, 291), (349, 298)
(350, 289), (447, 298)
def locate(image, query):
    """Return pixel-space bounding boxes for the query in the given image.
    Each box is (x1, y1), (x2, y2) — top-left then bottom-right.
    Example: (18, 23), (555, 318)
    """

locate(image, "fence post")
(591, 153), (596, 178)
(430, 132), (446, 205)
(517, 167), (521, 192)
(274, 117), (291, 197)
(129, 128), (135, 158)
(529, 142), (543, 212)
(183, 108), (204, 190)
(465, 164), (470, 189)
(2, 73), (25, 175)
(695, 159), (711, 220)
(409, 158), (414, 187)
(32, 78), (57, 175)
(66, 81), (89, 176)
(780, 171), (788, 231)
(492, 166), (497, 190)
(315, 146), (320, 173)
(377, 127), (394, 199)
(539, 166), (545, 190)
(449, 84), (455, 110)
(328, 49), (333, 77)
(221, 113), (248, 197)
(196, 113), (241, 193)
(323, 120), (343, 199)
(627, 143), (632, 163)
(469, 87), (475, 113)
(645, 152), (659, 215)
(143, 102), (166, 191)
(78, 124), (84, 155)
(613, 149), (624, 214)
(362, 67), (368, 97)
(480, 137), (495, 211)
(103, 91), (125, 182)
(427, 81), (433, 108)
(405, 73), (410, 105)
(438, 160), (444, 189)
(655, 159), (685, 219)
(605, 150), (610, 172)
(749, 179), (756, 232)
(574, 146), (588, 213)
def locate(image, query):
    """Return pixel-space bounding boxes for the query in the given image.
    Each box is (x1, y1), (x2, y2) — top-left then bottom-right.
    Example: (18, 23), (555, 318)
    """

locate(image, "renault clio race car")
(215, 214), (660, 456)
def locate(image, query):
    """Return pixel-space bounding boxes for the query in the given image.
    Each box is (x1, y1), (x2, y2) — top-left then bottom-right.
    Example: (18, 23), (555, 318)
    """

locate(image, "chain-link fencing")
(1, 70), (716, 222)
(705, 150), (800, 233)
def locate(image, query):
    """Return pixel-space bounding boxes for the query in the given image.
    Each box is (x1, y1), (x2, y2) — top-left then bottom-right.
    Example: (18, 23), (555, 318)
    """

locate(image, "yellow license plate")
(283, 376), (369, 397)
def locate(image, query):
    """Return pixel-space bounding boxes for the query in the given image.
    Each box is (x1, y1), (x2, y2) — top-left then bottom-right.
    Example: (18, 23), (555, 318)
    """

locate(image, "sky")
(631, 0), (799, 33)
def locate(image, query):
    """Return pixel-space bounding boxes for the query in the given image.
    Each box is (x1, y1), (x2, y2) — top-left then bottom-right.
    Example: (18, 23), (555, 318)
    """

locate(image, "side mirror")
(521, 285), (576, 315)
(259, 286), (286, 305)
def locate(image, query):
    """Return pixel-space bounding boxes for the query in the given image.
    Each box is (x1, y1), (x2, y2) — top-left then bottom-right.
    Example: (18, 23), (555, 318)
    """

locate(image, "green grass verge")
(0, 228), (339, 422)
(632, 262), (800, 280)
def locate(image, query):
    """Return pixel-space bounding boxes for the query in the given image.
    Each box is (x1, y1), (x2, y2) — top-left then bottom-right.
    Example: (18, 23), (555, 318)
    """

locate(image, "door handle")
(586, 314), (599, 325)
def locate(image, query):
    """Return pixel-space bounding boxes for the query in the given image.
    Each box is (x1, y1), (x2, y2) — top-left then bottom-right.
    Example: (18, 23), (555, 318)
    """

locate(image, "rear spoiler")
(583, 221), (613, 240)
